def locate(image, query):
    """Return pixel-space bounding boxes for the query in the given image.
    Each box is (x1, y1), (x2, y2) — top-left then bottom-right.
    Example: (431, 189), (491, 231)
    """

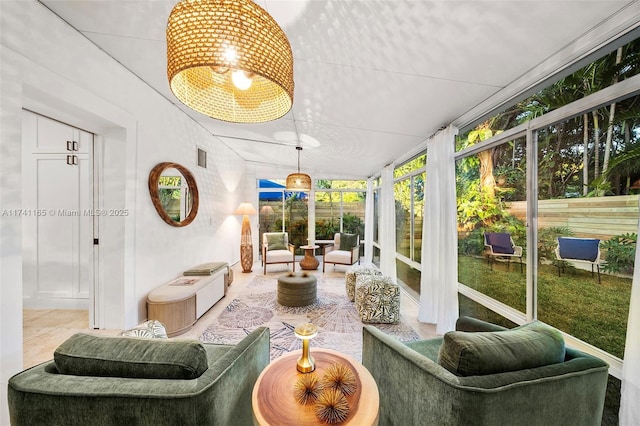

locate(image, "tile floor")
(23, 262), (438, 369)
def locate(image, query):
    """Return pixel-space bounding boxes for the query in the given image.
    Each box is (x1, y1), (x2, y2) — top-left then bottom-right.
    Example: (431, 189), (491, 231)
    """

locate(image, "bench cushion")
(54, 333), (208, 379)
(183, 262), (228, 276)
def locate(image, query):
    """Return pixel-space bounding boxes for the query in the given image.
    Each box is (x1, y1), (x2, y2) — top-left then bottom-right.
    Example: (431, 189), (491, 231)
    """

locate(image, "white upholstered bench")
(147, 262), (231, 336)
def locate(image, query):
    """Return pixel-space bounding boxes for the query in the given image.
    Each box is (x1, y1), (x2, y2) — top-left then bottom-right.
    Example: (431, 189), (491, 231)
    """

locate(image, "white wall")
(0, 1), (253, 423)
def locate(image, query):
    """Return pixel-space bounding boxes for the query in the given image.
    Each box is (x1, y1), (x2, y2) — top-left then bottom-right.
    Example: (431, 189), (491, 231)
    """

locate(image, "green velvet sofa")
(8, 327), (270, 425)
(362, 317), (609, 426)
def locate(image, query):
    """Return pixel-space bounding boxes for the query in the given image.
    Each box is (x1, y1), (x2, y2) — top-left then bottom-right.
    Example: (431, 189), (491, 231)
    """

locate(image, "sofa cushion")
(266, 233), (287, 250)
(437, 321), (565, 376)
(338, 233), (357, 250)
(54, 333), (208, 379)
(325, 250), (353, 263)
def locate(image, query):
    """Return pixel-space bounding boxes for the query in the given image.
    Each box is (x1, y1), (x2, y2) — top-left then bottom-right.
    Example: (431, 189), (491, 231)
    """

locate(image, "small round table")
(252, 348), (379, 425)
(299, 245), (320, 270)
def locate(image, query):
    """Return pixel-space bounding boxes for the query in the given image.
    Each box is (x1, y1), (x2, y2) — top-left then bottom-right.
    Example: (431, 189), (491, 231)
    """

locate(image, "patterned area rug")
(200, 274), (420, 361)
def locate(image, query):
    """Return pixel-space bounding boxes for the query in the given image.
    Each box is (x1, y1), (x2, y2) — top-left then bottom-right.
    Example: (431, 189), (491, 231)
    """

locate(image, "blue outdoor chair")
(555, 237), (602, 284)
(484, 232), (524, 272)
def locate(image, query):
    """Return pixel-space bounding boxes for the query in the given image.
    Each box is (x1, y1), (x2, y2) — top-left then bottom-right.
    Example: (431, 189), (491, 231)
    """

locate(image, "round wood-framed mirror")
(148, 162), (199, 227)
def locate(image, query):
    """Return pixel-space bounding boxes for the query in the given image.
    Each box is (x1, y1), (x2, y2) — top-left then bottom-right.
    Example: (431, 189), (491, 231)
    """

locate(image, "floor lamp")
(234, 202), (257, 273)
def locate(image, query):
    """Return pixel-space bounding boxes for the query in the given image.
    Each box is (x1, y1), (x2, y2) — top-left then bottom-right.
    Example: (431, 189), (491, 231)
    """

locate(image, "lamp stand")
(297, 338), (315, 373)
(240, 214), (253, 273)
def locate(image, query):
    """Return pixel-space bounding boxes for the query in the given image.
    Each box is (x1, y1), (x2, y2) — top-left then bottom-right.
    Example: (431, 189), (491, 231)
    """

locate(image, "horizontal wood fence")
(506, 195), (639, 240)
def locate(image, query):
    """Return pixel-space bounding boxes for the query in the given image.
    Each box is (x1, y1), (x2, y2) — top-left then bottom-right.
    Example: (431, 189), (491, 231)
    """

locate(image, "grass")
(458, 255), (631, 359)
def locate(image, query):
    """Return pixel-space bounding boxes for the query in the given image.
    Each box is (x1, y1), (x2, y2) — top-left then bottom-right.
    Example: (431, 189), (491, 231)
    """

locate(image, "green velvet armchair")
(8, 327), (270, 426)
(362, 317), (609, 426)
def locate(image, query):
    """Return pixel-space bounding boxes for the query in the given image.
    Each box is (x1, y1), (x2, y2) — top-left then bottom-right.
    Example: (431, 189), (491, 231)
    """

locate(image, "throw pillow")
(54, 333), (208, 379)
(266, 233), (287, 250)
(119, 320), (168, 338)
(437, 321), (565, 376)
(339, 233), (358, 251)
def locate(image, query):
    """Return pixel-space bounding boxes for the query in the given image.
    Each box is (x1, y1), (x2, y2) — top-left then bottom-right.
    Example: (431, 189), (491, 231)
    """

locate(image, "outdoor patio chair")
(484, 232), (523, 272)
(555, 237), (602, 284)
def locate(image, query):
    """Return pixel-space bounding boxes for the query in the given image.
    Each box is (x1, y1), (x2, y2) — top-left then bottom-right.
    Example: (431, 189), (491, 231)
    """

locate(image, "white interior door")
(22, 110), (94, 310)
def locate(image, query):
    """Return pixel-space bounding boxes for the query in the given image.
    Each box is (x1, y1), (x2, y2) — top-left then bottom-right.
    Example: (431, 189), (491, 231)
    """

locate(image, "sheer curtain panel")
(418, 125), (459, 335)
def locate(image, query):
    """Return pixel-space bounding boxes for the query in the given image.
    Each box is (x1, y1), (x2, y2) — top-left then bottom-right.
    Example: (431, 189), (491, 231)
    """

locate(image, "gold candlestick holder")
(295, 323), (318, 373)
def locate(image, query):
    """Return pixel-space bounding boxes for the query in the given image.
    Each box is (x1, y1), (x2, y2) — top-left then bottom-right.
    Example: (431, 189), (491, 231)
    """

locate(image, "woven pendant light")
(167, 0), (294, 123)
(286, 146), (311, 191)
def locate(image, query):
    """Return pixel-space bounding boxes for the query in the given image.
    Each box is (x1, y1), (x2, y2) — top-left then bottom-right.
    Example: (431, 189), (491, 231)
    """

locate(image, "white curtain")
(363, 177), (374, 264)
(418, 125), (459, 335)
(379, 164), (397, 278)
(619, 197), (640, 425)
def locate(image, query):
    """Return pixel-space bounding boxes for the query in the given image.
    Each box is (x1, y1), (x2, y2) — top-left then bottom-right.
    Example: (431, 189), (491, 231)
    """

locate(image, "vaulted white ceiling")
(39, 0), (640, 179)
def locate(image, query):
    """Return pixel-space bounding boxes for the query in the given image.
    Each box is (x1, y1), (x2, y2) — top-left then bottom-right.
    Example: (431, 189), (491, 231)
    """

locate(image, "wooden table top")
(252, 348), (379, 426)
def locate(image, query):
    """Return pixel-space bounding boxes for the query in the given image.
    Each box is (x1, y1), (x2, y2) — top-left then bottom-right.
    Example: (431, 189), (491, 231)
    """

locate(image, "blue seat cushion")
(558, 238), (599, 262)
(486, 232), (514, 254)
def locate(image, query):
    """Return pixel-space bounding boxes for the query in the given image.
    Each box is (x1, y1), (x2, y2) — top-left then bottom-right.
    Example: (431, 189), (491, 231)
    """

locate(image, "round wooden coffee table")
(252, 348), (379, 425)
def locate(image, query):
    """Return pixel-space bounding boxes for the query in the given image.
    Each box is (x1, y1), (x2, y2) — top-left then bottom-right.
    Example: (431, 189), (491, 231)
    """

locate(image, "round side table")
(299, 245), (320, 270)
(252, 348), (379, 425)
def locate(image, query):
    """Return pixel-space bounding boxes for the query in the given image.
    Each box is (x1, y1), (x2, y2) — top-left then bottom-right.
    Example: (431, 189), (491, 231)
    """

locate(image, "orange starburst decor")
(314, 388), (350, 424)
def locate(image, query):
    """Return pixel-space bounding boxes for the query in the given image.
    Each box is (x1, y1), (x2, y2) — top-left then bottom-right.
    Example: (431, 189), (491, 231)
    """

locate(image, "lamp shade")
(167, 0), (294, 123)
(286, 146), (311, 191)
(233, 202), (257, 216)
(285, 173), (312, 191)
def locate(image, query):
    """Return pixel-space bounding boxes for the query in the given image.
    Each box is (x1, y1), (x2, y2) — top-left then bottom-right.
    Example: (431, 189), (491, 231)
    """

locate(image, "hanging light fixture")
(286, 146), (311, 191)
(166, 0), (294, 123)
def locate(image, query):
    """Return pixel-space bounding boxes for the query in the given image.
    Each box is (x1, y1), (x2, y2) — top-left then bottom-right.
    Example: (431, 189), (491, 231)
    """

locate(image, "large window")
(456, 75), (639, 368)
(394, 155), (426, 296)
(315, 180), (366, 242)
(258, 180), (308, 253)
(535, 103), (637, 359)
(457, 136), (527, 316)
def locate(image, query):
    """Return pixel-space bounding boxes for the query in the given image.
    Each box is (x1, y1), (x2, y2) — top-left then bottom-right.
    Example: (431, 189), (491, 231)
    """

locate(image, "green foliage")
(342, 213), (364, 236)
(537, 227), (573, 263)
(494, 164), (526, 201)
(458, 228), (485, 256)
(456, 183), (505, 231)
(315, 219), (338, 240)
(602, 233), (637, 274)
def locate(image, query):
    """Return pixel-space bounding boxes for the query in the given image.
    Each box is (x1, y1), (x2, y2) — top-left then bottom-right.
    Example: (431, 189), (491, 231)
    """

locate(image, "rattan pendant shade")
(167, 0), (294, 123)
(286, 146), (311, 191)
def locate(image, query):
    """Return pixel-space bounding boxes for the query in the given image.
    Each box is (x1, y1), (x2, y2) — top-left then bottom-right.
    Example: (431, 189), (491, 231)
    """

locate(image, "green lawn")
(458, 256), (631, 359)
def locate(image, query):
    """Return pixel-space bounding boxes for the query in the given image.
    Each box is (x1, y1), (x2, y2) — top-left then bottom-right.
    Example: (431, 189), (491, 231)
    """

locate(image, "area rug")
(200, 274), (420, 361)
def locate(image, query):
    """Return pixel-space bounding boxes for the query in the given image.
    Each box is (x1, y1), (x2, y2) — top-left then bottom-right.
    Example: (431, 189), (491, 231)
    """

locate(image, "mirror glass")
(148, 162), (199, 227)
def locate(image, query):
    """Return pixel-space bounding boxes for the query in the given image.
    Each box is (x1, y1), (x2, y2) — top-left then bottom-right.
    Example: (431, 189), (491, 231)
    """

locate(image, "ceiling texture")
(39, 0), (640, 179)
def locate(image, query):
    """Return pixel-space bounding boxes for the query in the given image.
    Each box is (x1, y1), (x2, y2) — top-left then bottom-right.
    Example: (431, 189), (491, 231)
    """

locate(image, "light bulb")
(232, 70), (253, 90)
(223, 47), (237, 62)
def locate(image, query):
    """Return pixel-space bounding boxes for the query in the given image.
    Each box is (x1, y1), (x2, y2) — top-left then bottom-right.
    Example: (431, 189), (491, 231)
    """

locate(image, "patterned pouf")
(345, 265), (382, 302)
(277, 272), (317, 307)
(355, 275), (400, 324)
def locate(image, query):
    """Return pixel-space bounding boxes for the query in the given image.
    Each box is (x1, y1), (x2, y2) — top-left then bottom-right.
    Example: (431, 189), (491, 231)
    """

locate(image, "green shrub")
(602, 233), (637, 274)
(538, 227), (573, 263)
(342, 213), (364, 236)
(458, 228), (485, 256)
